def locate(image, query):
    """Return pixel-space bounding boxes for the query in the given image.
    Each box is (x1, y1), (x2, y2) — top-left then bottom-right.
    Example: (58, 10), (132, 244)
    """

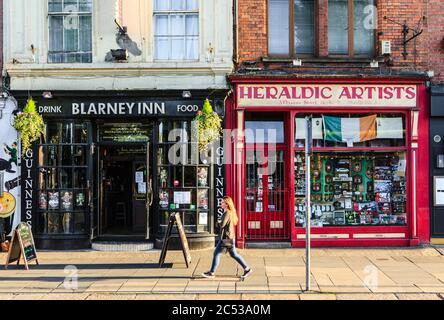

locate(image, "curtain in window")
(268, 0), (290, 55)
(294, 0), (315, 54)
(154, 1), (199, 61)
(354, 0), (375, 56)
(328, 0), (349, 55)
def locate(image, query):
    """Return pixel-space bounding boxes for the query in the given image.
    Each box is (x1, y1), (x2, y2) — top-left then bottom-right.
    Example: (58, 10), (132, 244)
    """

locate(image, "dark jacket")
(219, 211), (236, 240)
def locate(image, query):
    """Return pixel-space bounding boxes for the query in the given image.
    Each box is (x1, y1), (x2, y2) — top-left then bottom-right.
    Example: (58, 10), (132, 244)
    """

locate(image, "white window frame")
(153, 1), (199, 61)
(47, 0), (93, 63)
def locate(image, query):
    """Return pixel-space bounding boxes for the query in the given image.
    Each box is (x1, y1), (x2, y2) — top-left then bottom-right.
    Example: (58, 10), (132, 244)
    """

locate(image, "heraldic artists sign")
(237, 84), (417, 108)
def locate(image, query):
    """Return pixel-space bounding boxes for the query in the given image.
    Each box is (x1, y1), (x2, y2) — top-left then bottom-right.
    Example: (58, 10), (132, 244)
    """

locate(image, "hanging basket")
(13, 97), (45, 156)
(193, 99), (222, 152)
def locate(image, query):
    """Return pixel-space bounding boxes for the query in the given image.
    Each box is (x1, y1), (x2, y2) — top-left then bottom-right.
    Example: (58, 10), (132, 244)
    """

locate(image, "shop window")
(294, 113), (407, 228)
(328, 0), (375, 56)
(295, 114), (406, 148)
(37, 122), (90, 235)
(157, 120), (211, 234)
(268, 0), (315, 56)
(154, 0), (199, 60)
(48, 0), (93, 63)
(294, 152), (407, 228)
(245, 112), (285, 144)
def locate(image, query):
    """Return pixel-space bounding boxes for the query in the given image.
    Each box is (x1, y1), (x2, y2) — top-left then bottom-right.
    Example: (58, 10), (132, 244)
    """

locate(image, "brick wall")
(428, 0), (444, 84)
(236, 0), (432, 74)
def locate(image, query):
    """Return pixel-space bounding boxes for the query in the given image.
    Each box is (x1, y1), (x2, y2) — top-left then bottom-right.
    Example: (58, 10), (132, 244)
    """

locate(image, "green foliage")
(193, 99), (223, 152)
(14, 97), (45, 156)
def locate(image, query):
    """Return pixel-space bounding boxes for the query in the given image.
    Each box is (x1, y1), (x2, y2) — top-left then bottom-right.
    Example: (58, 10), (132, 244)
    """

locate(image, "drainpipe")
(233, 0), (239, 66)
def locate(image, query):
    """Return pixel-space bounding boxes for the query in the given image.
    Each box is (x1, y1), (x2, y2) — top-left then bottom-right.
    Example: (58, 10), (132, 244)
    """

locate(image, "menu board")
(159, 212), (191, 268)
(5, 222), (39, 270)
(99, 123), (151, 142)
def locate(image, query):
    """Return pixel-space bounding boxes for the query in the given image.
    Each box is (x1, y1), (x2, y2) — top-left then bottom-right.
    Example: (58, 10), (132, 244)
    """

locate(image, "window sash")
(153, 4), (199, 61)
(48, 1), (92, 63)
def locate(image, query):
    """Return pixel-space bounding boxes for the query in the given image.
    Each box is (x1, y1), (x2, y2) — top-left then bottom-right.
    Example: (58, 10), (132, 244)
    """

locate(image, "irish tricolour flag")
(323, 115), (377, 146)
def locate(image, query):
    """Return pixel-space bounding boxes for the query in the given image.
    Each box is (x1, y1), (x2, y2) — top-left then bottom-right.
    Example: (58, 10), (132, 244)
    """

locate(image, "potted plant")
(193, 99), (222, 152)
(14, 97), (45, 155)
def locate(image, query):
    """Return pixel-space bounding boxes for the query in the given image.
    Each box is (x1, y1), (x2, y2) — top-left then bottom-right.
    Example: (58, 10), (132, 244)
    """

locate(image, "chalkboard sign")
(159, 212), (192, 268)
(5, 222), (39, 270)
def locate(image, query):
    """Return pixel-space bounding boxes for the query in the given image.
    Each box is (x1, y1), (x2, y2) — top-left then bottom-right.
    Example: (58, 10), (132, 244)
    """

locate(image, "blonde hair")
(223, 196), (238, 226)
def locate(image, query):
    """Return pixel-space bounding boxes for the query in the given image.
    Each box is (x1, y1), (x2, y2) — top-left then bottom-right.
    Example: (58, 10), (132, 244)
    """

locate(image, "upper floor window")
(268, 0), (375, 58)
(154, 0), (199, 60)
(48, 0), (93, 63)
(328, 0), (375, 56)
(268, 0), (315, 56)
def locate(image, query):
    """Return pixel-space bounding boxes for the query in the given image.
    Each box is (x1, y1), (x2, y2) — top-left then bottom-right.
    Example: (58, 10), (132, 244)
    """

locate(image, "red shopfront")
(226, 77), (430, 248)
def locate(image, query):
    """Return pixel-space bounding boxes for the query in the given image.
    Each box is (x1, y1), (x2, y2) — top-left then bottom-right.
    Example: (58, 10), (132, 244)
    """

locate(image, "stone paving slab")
(1, 248), (444, 299)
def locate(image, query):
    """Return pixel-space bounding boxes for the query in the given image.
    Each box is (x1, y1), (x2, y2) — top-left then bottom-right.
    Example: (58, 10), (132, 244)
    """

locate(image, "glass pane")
(64, 0), (79, 12)
(171, 0), (186, 10)
(45, 145), (59, 166)
(46, 168), (59, 189)
(183, 212), (196, 232)
(294, 0), (314, 54)
(328, 0), (349, 55)
(63, 16), (79, 51)
(79, 0), (93, 12)
(186, 0), (199, 10)
(73, 146), (87, 166)
(186, 15), (199, 35)
(171, 38), (185, 59)
(197, 167), (209, 187)
(74, 190), (87, 209)
(155, 0), (169, 11)
(354, 0), (375, 56)
(155, 15), (169, 36)
(171, 15), (185, 35)
(48, 191), (60, 210)
(73, 212), (86, 234)
(155, 37), (169, 59)
(197, 189), (209, 210)
(47, 123), (61, 143)
(49, 16), (63, 52)
(268, 0), (290, 55)
(184, 166), (196, 187)
(48, 0), (63, 12)
(60, 191), (74, 211)
(61, 146), (74, 165)
(60, 168), (73, 188)
(61, 123), (73, 143)
(47, 212), (63, 233)
(74, 123), (88, 143)
(79, 16), (92, 52)
(74, 168), (87, 188)
(245, 121), (285, 144)
(185, 37), (198, 60)
(172, 166), (183, 187)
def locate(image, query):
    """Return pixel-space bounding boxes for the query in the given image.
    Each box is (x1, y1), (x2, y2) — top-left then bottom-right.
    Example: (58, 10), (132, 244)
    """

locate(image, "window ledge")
(262, 57), (382, 64)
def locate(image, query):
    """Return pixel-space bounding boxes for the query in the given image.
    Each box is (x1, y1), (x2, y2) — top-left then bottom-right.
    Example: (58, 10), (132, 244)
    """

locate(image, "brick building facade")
(228, 0), (432, 248)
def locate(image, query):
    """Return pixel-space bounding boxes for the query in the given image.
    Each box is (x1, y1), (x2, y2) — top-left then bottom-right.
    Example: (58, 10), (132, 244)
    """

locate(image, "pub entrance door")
(97, 143), (153, 239)
(245, 145), (290, 241)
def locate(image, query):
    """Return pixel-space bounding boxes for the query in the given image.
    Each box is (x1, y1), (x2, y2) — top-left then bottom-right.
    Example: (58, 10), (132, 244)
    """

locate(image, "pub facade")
(13, 90), (227, 250)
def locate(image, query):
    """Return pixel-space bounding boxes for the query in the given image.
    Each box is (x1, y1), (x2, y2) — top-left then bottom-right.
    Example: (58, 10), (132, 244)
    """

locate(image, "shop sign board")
(33, 99), (224, 117)
(237, 84), (417, 108)
(5, 222), (39, 270)
(159, 212), (191, 268)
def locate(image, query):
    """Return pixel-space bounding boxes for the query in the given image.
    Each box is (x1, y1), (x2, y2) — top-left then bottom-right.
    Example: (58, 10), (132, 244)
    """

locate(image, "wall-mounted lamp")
(437, 154), (444, 169)
(42, 91), (53, 99)
(182, 91), (192, 99)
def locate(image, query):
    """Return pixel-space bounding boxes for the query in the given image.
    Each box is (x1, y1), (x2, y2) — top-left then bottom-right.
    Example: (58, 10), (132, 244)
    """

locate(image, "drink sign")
(159, 212), (192, 268)
(5, 222), (39, 270)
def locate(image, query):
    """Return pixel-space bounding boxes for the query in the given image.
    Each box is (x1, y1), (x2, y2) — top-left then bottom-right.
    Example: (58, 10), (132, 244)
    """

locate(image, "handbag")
(221, 224), (234, 249)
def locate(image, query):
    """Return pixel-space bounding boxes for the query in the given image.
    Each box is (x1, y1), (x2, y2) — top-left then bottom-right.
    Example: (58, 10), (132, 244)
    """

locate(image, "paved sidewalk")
(1, 247), (444, 300)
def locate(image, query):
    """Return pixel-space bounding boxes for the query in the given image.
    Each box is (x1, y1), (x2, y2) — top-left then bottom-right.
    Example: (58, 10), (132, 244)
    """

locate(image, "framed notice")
(174, 191), (191, 204)
(434, 176), (444, 206)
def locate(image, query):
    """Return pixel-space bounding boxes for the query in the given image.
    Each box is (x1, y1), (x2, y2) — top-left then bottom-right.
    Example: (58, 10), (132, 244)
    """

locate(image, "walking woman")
(202, 196), (252, 279)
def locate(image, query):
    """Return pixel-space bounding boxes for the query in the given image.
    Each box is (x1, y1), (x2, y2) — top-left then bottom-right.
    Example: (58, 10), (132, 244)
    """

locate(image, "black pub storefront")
(15, 90), (227, 250)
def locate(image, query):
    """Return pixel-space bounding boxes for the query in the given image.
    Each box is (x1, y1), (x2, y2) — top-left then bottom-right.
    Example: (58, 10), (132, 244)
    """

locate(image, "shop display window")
(37, 122), (90, 235)
(294, 113), (407, 228)
(157, 120), (211, 234)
